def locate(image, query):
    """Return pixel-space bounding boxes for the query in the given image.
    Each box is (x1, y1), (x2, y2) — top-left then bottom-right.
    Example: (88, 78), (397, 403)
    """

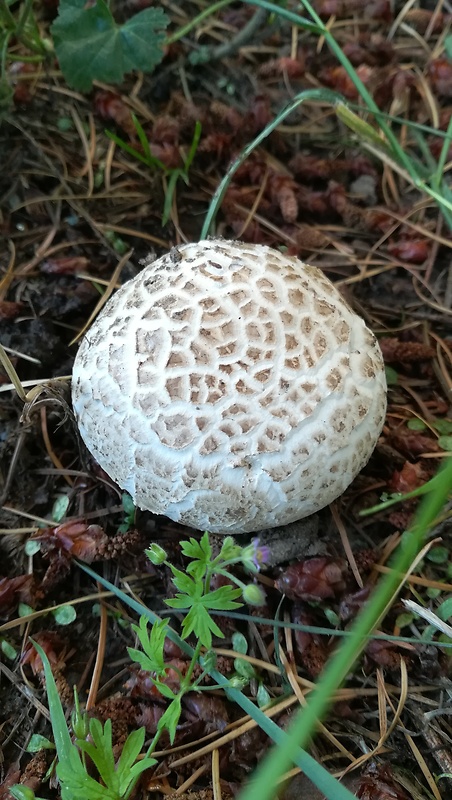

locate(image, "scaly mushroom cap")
(72, 239), (387, 533)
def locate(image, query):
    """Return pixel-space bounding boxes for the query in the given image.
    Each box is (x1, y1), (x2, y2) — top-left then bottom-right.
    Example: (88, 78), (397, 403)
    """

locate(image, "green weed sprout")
(127, 533), (269, 743)
(11, 641), (156, 800)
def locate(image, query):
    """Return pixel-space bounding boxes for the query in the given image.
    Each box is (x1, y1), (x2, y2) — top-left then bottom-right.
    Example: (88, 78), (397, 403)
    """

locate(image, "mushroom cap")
(72, 239), (387, 533)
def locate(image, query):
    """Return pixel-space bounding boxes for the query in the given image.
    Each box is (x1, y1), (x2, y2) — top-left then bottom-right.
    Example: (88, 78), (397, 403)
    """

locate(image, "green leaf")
(180, 531), (212, 564)
(157, 698), (182, 744)
(256, 683), (271, 708)
(27, 734), (56, 752)
(234, 658), (256, 679)
(201, 585), (243, 610)
(438, 435), (452, 452)
(77, 718), (116, 792)
(116, 727), (151, 794)
(152, 680), (177, 700)
(426, 546), (449, 564)
(407, 418), (427, 431)
(128, 616), (168, 674)
(395, 612), (414, 629)
(57, 745), (115, 800)
(51, 1), (169, 91)
(433, 419), (452, 435)
(10, 788), (46, 800)
(218, 536), (242, 562)
(52, 604), (77, 625)
(232, 632), (248, 655)
(18, 603), (34, 617)
(437, 597), (452, 621)
(385, 365), (398, 385)
(169, 566), (200, 596)
(30, 640), (73, 763)
(25, 539), (41, 556)
(181, 604), (225, 648)
(51, 494), (70, 522)
(1, 638), (17, 660)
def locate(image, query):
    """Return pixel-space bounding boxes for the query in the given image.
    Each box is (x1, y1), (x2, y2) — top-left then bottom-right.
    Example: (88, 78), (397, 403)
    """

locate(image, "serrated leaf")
(51, 1), (169, 91)
(116, 727), (145, 781)
(79, 718), (116, 790)
(157, 698), (182, 744)
(170, 566), (199, 596)
(129, 616), (167, 673)
(181, 604), (224, 648)
(153, 680), (177, 700)
(201, 585), (242, 610)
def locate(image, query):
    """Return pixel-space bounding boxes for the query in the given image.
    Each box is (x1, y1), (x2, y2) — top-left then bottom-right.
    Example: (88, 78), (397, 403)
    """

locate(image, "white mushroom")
(72, 239), (387, 534)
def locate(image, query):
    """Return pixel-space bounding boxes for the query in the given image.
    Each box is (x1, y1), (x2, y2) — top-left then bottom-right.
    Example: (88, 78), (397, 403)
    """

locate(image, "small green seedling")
(12, 641), (156, 800)
(127, 533), (269, 742)
(106, 114), (202, 226)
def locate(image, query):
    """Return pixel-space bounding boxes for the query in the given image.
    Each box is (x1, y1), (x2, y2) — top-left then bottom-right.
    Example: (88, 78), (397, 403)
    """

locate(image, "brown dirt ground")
(1, 1), (452, 799)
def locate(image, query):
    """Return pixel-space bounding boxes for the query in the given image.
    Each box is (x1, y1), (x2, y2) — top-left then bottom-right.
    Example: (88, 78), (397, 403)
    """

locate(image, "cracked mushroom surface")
(72, 239), (387, 534)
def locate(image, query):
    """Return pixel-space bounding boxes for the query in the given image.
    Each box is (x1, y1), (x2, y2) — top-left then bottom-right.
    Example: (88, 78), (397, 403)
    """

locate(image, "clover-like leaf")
(51, 0), (169, 91)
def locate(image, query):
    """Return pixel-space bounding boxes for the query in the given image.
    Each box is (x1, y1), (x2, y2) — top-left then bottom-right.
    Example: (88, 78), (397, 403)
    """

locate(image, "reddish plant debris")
(387, 237), (430, 263)
(258, 56), (305, 79)
(387, 508), (415, 530)
(339, 586), (371, 622)
(40, 255), (90, 274)
(126, 659), (189, 698)
(389, 431), (440, 459)
(135, 701), (166, 735)
(33, 520), (109, 562)
(9, 61), (39, 105)
(223, 726), (268, 771)
(318, 64), (375, 100)
(328, 182), (392, 230)
(364, 638), (413, 670)
(314, 0), (392, 20)
(0, 574), (36, 619)
(0, 300), (24, 319)
(16, 750), (49, 793)
(405, 8), (452, 34)
(21, 632), (65, 672)
(269, 175), (299, 223)
(388, 460), (427, 494)
(292, 606), (330, 677)
(379, 338), (435, 362)
(183, 694), (229, 733)
(276, 557), (348, 601)
(428, 58), (452, 98)
(94, 90), (136, 137)
(342, 35), (395, 67)
(357, 762), (412, 799)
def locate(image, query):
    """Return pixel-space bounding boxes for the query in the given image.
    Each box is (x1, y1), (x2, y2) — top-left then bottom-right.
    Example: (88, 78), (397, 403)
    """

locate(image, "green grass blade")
(201, 87), (343, 237)
(30, 639), (73, 763)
